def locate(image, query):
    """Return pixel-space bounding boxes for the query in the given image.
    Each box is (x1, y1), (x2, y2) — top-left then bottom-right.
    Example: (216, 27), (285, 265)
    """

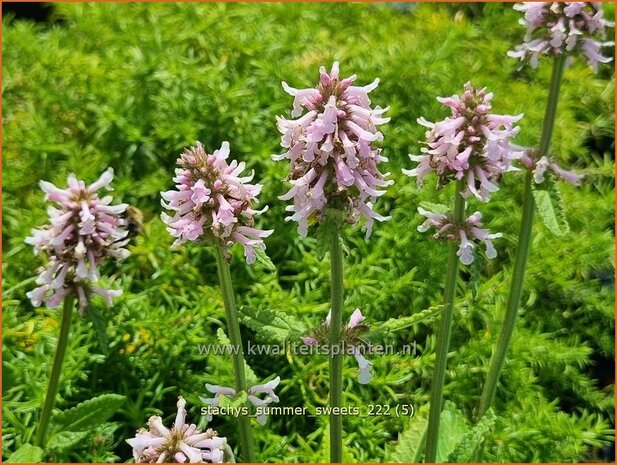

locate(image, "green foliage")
(53, 394), (126, 432)
(6, 444), (44, 463)
(532, 174), (571, 236)
(2, 2), (614, 463)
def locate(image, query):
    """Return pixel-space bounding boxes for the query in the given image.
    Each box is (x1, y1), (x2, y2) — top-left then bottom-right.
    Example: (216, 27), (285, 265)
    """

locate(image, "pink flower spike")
(274, 62), (391, 237)
(26, 169), (129, 310)
(404, 82), (522, 201)
(509, 2), (613, 72)
(161, 141), (272, 264)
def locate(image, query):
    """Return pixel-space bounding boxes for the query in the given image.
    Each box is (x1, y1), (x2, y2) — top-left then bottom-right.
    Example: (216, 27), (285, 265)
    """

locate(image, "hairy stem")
(329, 230), (344, 463)
(477, 53), (567, 421)
(215, 247), (256, 463)
(36, 294), (75, 448)
(425, 179), (466, 463)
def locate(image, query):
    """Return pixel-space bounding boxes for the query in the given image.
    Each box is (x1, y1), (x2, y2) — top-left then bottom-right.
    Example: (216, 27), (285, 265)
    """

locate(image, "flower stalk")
(477, 53), (567, 421)
(424, 179), (466, 462)
(35, 295), (75, 448)
(329, 228), (345, 463)
(214, 247), (255, 463)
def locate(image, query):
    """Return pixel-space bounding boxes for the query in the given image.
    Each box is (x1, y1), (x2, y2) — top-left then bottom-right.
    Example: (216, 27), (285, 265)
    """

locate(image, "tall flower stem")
(35, 295), (75, 448)
(214, 247), (256, 463)
(477, 53), (567, 421)
(329, 229), (344, 463)
(425, 179), (466, 463)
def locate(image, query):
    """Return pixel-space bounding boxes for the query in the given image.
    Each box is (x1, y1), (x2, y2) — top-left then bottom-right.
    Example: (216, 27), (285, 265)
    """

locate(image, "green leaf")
(419, 201), (450, 214)
(375, 305), (442, 336)
(218, 390), (248, 409)
(47, 431), (89, 452)
(253, 247), (276, 272)
(239, 306), (307, 343)
(315, 219), (339, 260)
(446, 410), (496, 462)
(215, 328), (258, 386)
(83, 304), (109, 352)
(389, 409), (428, 462)
(53, 394), (126, 432)
(436, 401), (470, 462)
(532, 175), (570, 236)
(6, 444), (44, 463)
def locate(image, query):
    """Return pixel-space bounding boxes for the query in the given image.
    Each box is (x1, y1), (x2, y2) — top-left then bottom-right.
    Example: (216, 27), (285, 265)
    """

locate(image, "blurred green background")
(2, 2), (615, 462)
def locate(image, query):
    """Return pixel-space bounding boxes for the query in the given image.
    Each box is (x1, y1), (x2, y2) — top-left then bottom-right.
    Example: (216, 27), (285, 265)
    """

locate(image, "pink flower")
(127, 396), (227, 463)
(404, 83), (523, 202)
(417, 208), (502, 265)
(302, 308), (374, 384)
(161, 141), (273, 264)
(520, 149), (582, 186)
(274, 62), (392, 238)
(508, 2), (613, 72)
(25, 168), (130, 311)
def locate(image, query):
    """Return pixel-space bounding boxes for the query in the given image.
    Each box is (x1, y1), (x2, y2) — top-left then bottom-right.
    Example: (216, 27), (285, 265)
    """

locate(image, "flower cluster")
(25, 169), (130, 311)
(508, 2), (613, 72)
(127, 397), (227, 463)
(302, 309), (374, 384)
(274, 62), (392, 238)
(417, 207), (502, 265)
(161, 141), (273, 264)
(403, 82), (523, 202)
(201, 377), (281, 425)
(520, 150), (582, 186)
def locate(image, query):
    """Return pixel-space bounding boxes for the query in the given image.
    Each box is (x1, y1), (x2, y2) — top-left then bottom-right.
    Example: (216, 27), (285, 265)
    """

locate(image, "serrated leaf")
(6, 444), (44, 463)
(389, 407), (428, 462)
(53, 394), (126, 432)
(375, 305), (442, 336)
(253, 247), (276, 272)
(419, 201), (450, 214)
(218, 391), (248, 409)
(215, 328), (258, 386)
(446, 410), (496, 462)
(239, 306), (307, 343)
(83, 304), (109, 351)
(315, 220), (338, 261)
(47, 431), (89, 452)
(532, 175), (570, 236)
(436, 401), (470, 462)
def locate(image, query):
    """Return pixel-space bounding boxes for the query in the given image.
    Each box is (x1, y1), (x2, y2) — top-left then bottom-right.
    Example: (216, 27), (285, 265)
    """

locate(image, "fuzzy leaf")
(83, 304), (109, 352)
(47, 431), (89, 452)
(239, 306), (307, 343)
(532, 175), (570, 236)
(253, 247), (276, 272)
(446, 410), (496, 462)
(53, 394), (126, 432)
(375, 305), (442, 336)
(215, 328), (258, 386)
(390, 412), (428, 462)
(6, 444), (44, 463)
(218, 390), (248, 409)
(436, 401), (470, 462)
(419, 201), (450, 214)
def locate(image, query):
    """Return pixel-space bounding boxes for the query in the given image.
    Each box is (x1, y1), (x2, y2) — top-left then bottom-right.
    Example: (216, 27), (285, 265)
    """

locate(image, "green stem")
(35, 294), (75, 448)
(425, 180), (466, 463)
(477, 53), (567, 421)
(214, 247), (255, 463)
(329, 230), (344, 463)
